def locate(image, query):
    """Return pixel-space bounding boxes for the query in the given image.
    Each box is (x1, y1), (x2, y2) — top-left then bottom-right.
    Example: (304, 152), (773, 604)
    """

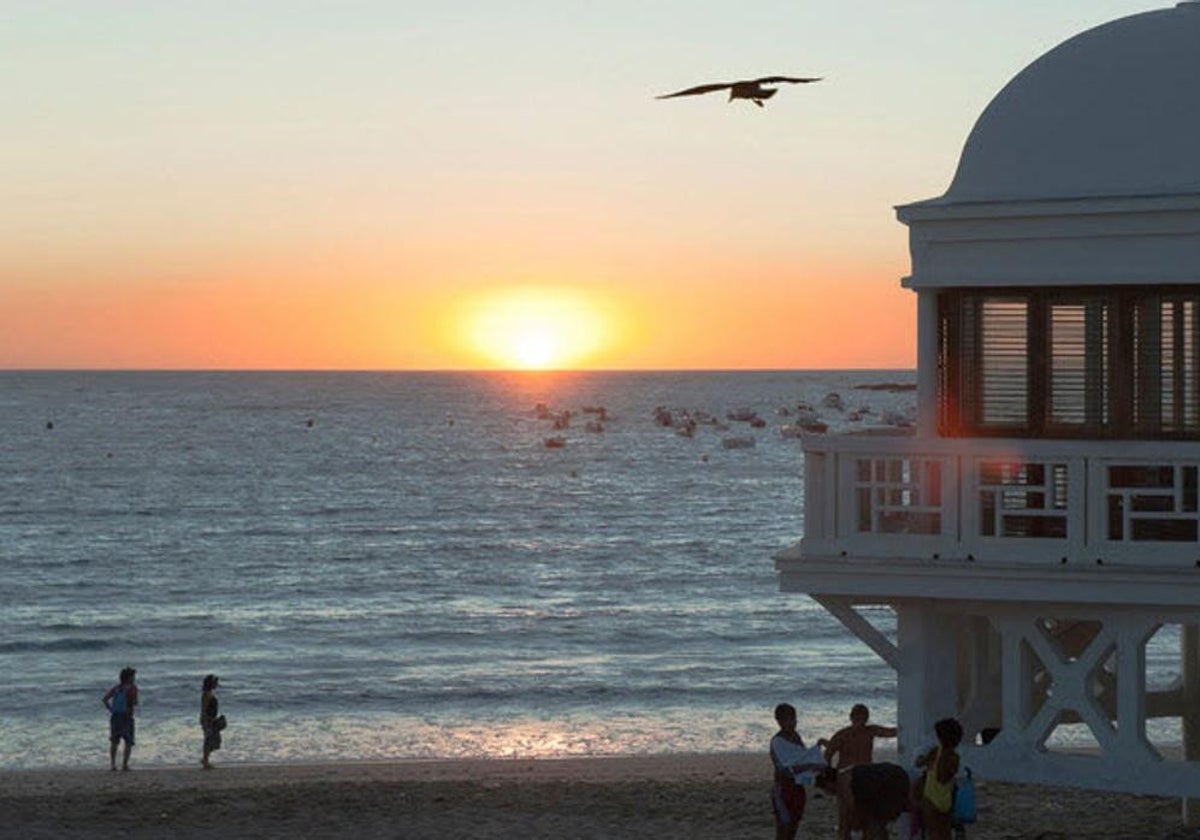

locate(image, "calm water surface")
(1, 370), (1153, 770)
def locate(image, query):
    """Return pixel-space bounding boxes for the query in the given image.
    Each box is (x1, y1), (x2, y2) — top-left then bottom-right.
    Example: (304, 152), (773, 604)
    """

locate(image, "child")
(101, 666), (139, 771)
(769, 702), (829, 840)
(824, 703), (898, 769)
(916, 717), (963, 840)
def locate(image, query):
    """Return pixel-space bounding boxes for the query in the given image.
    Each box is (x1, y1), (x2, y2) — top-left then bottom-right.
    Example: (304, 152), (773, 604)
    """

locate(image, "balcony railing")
(800, 432), (1200, 568)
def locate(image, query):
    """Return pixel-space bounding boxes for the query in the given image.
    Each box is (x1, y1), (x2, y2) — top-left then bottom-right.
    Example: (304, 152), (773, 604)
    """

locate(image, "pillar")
(1183, 624), (1200, 826)
(896, 602), (960, 764)
(916, 291), (939, 437)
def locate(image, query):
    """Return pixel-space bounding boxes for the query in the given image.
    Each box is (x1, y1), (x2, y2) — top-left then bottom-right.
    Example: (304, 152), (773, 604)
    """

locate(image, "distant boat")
(544, 436), (567, 448)
(821, 392), (845, 411)
(781, 421), (827, 437)
(881, 409), (915, 428)
(721, 436), (757, 450)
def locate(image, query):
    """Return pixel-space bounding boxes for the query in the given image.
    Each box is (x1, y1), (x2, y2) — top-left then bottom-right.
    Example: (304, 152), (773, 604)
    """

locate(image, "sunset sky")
(2, 1), (1159, 370)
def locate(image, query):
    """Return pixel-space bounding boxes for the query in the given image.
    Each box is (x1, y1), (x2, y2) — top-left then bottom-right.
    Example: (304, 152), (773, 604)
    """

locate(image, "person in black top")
(200, 674), (221, 769)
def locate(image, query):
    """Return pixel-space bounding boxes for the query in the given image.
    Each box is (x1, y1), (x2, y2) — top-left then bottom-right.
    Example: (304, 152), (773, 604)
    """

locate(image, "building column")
(957, 615), (1001, 742)
(916, 291), (939, 437)
(1183, 624), (1200, 826)
(896, 601), (959, 764)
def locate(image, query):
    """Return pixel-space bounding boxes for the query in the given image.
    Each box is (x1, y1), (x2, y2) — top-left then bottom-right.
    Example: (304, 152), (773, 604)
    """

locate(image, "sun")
(459, 286), (611, 370)
(514, 331), (557, 369)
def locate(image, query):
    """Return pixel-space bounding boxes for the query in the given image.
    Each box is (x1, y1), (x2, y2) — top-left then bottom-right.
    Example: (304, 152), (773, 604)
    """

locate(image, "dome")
(940, 2), (1200, 204)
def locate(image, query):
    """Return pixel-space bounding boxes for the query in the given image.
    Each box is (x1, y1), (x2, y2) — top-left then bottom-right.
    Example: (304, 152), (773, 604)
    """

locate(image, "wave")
(0, 638), (112, 654)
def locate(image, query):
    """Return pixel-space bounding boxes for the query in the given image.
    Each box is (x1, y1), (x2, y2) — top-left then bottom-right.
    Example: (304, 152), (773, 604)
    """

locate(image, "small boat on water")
(821, 392), (845, 411)
(544, 436), (567, 448)
(780, 421), (827, 437)
(721, 436), (757, 449)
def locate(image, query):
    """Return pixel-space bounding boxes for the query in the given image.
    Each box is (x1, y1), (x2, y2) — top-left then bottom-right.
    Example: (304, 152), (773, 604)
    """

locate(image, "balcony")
(779, 432), (1200, 605)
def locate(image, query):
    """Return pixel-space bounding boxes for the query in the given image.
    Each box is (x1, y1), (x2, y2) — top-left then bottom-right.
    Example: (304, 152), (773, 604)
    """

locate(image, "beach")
(3, 753), (1194, 839)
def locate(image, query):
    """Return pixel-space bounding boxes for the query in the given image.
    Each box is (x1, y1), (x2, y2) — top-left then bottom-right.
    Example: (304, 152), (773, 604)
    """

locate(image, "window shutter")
(1048, 299), (1108, 428)
(978, 298), (1029, 426)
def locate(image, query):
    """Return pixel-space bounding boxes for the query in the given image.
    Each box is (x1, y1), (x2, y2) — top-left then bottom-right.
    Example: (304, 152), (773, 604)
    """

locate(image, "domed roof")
(940, 2), (1200, 204)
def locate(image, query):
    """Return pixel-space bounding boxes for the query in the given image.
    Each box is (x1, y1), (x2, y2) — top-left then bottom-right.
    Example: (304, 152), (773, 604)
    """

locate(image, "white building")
(776, 1), (1200, 814)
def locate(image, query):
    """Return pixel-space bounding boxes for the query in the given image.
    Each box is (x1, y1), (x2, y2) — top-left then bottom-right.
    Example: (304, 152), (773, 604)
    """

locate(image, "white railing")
(800, 433), (1200, 568)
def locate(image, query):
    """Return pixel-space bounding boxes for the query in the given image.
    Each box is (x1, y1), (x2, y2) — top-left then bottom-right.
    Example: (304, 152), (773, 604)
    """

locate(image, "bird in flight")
(656, 76), (822, 107)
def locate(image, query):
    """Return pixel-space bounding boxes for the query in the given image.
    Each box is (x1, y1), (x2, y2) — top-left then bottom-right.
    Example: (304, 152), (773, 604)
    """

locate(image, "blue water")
(2, 369), (1161, 770)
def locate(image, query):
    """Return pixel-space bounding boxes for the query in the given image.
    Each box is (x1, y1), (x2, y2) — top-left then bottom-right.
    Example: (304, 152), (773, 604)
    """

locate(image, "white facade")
(777, 2), (1200, 814)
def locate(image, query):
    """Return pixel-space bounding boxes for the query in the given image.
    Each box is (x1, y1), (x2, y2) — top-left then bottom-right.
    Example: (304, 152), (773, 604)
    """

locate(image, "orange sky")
(0, 2), (1151, 370)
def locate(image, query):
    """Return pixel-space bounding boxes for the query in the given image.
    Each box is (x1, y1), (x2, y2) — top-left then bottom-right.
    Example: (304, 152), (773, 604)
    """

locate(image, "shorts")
(772, 781), (807, 829)
(110, 712), (135, 746)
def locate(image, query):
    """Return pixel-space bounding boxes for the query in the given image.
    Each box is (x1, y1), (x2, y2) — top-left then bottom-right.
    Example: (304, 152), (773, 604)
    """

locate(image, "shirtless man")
(824, 704), (897, 769)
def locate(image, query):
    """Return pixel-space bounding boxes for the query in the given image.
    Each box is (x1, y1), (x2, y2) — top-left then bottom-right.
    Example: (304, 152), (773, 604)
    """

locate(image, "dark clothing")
(201, 693), (222, 753)
(109, 711), (135, 745)
(105, 682), (137, 745)
(772, 780), (806, 829)
(203, 727), (222, 753)
(848, 762), (909, 823)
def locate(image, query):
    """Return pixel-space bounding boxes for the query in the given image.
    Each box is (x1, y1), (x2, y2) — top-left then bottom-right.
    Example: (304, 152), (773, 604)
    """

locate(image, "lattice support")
(968, 608), (1199, 796)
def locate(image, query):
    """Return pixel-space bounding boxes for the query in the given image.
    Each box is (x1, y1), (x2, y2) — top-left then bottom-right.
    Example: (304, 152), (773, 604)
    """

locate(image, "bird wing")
(655, 82), (734, 99)
(752, 76), (823, 85)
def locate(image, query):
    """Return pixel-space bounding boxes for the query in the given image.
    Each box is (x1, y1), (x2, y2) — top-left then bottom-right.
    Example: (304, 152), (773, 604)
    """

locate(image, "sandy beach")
(2, 753), (1194, 839)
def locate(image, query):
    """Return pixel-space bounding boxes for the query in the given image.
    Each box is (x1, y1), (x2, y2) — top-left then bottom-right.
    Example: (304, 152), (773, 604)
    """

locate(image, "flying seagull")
(656, 75), (822, 107)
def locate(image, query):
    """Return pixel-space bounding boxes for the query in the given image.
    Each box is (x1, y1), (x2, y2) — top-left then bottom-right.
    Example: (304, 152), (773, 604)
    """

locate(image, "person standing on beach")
(821, 704), (900, 839)
(101, 666), (138, 771)
(824, 704), (898, 769)
(916, 717), (962, 840)
(769, 702), (828, 840)
(200, 674), (222, 769)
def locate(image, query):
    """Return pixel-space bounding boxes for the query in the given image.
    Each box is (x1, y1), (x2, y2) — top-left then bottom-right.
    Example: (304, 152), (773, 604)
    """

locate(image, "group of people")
(101, 667), (226, 771)
(770, 702), (965, 840)
(103, 666), (966, 835)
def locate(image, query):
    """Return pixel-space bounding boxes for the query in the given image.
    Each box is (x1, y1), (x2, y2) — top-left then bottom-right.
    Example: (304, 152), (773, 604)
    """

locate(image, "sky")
(1, 0), (1163, 370)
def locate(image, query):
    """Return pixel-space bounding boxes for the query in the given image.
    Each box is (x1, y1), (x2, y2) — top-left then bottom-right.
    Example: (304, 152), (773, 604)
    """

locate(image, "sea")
(0, 369), (1176, 770)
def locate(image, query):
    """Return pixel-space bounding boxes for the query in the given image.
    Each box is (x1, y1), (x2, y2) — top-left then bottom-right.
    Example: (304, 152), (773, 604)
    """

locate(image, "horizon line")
(0, 366), (917, 375)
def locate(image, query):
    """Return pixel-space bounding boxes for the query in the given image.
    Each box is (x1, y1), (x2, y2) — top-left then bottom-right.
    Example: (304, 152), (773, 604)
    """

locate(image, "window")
(939, 288), (1200, 439)
(1048, 301), (1108, 428)
(979, 298), (1028, 425)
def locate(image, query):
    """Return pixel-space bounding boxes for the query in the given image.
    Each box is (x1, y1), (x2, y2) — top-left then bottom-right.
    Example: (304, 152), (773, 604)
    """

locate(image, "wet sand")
(2, 753), (1194, 839)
